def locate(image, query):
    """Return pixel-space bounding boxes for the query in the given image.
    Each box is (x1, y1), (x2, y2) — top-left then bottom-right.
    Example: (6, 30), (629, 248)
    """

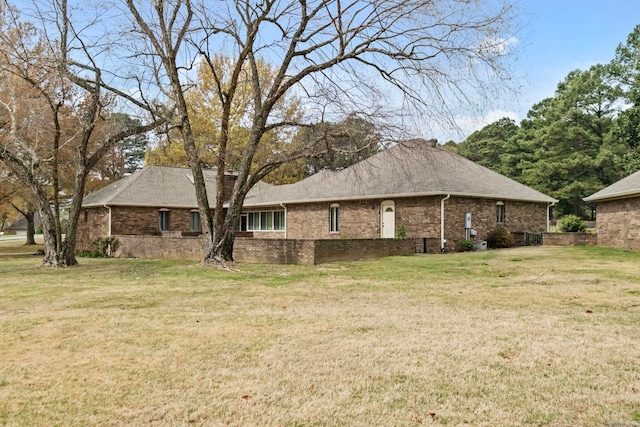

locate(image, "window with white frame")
(273, 211), (285, 230)
(242, 210), (285, 231)
(158, 209), (170, 231)
(190, 210), (201, 232)
(329, 204), (340, 233)
(496, 201), (505, 224)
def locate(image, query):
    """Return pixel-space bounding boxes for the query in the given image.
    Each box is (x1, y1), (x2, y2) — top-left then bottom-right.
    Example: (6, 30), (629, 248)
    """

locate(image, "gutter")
(583, 190), (640, 203)
(440, 194), (450, 252)
(547, 201), (556, 232)
(242, 191), (556, 208)
(280, 203), (287, 239)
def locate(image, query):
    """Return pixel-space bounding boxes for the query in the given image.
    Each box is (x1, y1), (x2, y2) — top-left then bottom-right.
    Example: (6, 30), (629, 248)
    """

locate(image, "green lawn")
(1, 244), (640, 426)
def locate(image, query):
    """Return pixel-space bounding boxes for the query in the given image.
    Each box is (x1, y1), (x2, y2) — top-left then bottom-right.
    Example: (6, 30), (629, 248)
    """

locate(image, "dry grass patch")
(1, 245), (640, 426)
(0, 237), (44, 259)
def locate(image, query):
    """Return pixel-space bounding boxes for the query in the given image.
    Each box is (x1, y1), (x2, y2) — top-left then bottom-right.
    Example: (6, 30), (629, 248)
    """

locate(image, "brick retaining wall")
(115, 235), (205, 260)
(233, 238), (316, 265)
(312, 238), (416, 264)
(113, 235), (416, 265)
(543, 232), (597, 246)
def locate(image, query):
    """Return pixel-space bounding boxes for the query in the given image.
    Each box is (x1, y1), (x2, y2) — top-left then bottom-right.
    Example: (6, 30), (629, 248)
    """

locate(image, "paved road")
(0, 235), (44, 243)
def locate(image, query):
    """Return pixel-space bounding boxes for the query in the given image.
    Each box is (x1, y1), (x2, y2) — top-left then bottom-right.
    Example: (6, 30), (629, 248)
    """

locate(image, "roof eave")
(244, 191), (558, 207)
(82, 202), (219, 209)
(584, 190), (640, 203)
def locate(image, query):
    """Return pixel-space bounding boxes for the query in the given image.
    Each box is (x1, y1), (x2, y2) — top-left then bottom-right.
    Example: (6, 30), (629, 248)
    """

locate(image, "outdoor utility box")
(464, 213), (472, 229)
(473, 240), (487, 251)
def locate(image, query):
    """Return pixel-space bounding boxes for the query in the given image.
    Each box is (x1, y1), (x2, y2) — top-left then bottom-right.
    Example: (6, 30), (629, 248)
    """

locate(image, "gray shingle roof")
(82, 166), (220, 208)
(584, 169), (640, 202)
(244, 139), (557, 206)
(82, 140), (556, 209)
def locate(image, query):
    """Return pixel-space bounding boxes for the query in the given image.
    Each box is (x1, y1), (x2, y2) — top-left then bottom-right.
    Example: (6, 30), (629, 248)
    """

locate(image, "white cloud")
(478, 36), (519, 56)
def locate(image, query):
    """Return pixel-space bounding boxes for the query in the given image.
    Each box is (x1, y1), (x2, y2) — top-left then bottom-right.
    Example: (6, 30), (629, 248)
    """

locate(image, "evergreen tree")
(456, 117), (519, 175)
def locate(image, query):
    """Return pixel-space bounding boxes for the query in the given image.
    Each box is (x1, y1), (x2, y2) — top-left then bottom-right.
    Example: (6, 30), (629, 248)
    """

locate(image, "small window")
(496, 202), (505, 224)
(239, 214), (248, 231)
(274, 211), (285, 231)
(262, 211), (273, 230)
(329, 204), (340, 233)
(159, 209), (170, 231)
(190, 210), (201, 232)
(249, 212), (260, 231)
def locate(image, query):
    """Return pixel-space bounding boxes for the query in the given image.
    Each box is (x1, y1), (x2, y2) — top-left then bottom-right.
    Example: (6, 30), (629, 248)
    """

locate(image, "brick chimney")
(223, 170), (238, 201)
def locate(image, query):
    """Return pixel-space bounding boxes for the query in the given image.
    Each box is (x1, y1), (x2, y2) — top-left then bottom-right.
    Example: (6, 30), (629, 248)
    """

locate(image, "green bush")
(458, 239), (473, 252)
(76, 250), (103, 258)
(396, 224), (407, 239)
(487, 226), (514, 249)
(559, 215), (586, 233)
(92, 236), (120, 257)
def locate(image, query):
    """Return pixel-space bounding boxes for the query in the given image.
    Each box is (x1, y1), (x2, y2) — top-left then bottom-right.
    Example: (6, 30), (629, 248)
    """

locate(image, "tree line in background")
(451, 25), (640, 219)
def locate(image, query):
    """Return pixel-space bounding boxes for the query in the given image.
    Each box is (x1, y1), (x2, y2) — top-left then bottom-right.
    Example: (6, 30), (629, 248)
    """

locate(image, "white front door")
(381, 201), (395, 238)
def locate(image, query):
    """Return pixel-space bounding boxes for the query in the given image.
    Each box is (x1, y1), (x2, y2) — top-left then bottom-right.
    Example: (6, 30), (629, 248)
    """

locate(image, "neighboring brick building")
(77, 166), (236, 252)
(78, 139), (557, 259)
(584, 170), (640, 250)
(243, 139), (556, 252)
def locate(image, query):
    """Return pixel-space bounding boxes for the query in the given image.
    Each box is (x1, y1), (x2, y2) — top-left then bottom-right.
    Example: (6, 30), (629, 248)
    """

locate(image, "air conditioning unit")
(473, 240), (487, 251)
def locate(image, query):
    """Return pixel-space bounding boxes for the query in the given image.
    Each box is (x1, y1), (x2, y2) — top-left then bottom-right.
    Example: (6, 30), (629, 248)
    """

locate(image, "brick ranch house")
(77, 139), (557, 263)
(584, 169), (640, 250)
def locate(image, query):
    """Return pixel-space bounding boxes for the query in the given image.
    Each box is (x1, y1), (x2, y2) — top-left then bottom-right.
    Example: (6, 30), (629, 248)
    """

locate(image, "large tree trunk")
(24, 210), (36, 245)
(207, 164), (256, 264)
(38, 205), (63, 267)
(207, 204), (242, 264)
(58, 169), (91, 267)
(217, 227), (236, 262)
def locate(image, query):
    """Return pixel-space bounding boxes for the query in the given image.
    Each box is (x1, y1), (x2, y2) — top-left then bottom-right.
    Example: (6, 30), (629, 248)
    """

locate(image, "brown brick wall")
(112, 235), (415, 265)
(595, 198), (640, 249)
(286, 201), (382, 239)
(394, 197), (440, 239)
(76, 207), (110, 252)
(313, 238), (415, 263)
(110, 206), (199, 235)
(223, 172), (237, 200)
(77, 196), (549, 255)
(115, 235), (204, 260)
(234, 238), (316, 265)
(76, 206), (210, 252)
(285, 196), (549, 252)
(442, 198), (548, 251)
(543, 232), (597, 246)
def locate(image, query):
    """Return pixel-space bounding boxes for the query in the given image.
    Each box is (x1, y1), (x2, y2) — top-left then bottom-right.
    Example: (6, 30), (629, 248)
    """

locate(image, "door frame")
(380, 200), (396, 238)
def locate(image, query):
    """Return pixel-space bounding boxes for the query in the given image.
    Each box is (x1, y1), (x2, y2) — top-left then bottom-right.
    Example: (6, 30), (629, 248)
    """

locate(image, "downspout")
(280, 203), (287, 240)
(104, 204), (112, 237)
(546, 202), (556, 232)
(440, 194), (450, 252)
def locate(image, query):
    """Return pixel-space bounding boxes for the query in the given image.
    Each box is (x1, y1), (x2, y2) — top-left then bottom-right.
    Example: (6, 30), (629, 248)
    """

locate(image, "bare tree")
(117, 0), (519, 265)
(0, 1), (166, 266)
(5, 0), (510, 266)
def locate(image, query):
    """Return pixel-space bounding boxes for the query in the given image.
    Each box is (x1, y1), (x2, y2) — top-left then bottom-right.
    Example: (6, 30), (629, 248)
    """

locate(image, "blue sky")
(446, 0), (640, 141)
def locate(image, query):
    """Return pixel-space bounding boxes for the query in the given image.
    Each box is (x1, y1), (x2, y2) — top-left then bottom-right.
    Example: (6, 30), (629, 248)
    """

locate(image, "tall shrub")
(487, 226), (515, 249)
(560, 215), (587, 233)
